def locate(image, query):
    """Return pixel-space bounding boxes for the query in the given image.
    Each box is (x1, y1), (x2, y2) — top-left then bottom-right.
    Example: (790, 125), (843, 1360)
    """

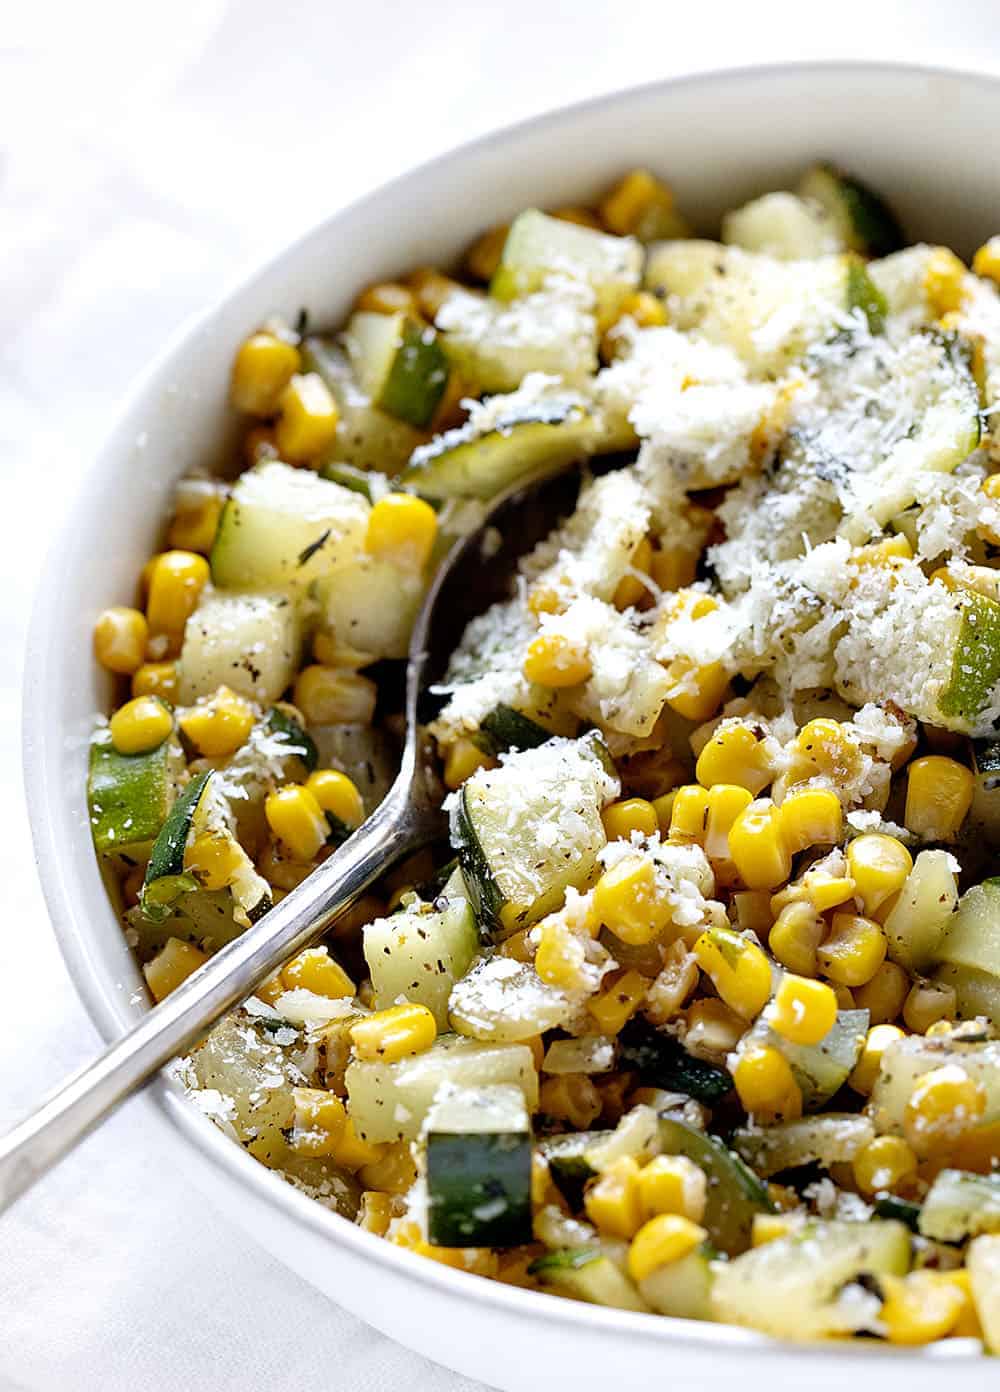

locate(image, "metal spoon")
(0, 463), (590, 1210)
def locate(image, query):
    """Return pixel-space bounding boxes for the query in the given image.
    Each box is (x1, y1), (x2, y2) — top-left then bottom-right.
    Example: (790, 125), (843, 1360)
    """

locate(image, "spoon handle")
(0, 787), (427, 1212)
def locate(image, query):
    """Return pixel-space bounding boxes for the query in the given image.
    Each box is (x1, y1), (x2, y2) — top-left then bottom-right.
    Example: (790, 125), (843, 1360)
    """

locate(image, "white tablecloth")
(0, 4), (994, 1388)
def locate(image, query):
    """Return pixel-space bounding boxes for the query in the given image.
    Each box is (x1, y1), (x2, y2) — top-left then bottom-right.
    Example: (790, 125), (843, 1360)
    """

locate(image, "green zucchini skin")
(617, 1018), (732, 1103)
(539, 1131), (609, 1210)
(528, 1248), (648, 1311)
(658, 1117), (774, 1256)
(264, 706), (319, 773)
(425, 1087), (532, 1248)
(476, 704), (553, 756)
(873, 1194), (923, 1233)
(845, 258), (888, 334)
(88, 729), (175, 855)
(919, 1169), (1000, 1242)
(319, 461), (380, 502)
(451, 788), (507, 940)
(141, 770), (213, 921)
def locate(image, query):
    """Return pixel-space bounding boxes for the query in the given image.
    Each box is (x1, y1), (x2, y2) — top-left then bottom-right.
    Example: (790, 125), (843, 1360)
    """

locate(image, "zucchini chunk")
(344, 311), (449, 429)
(711, 1219), (911, 1339)
(313, 556), (425, 661)
(448, 957), (574, 1042)
(732, 1114), (875, 1178)
(140, 770), (213, 920)
(300, 336), (426, 473)
(178, 591), (302, 707)
(529, 1248), (648, 1312)
(739, 1008), (869, 1112)
(638, 1243), (716, 1320)
(658, 1117), (773, 1257)
(722, 191), (843, 260)
(969, 1236), (1000, 1353)
(450, 733), (618, 937)
(425, 1083), (532, 1248)
(490, 209), (642, 321)
(345, 1033), (538, 1143)
(264, 705), (318, 773)
(363, 888), (478, 1030)
(932, 880), (1000, 981)
(882, 850), (958, 972)
(616, 1017), (732, 1103)
(539, 1131), (608, 1210)
(869, 1030), (1000, 1135)
(919, 1169), (1000, 1243)
(476, 704), (555, 755)
(88, 727), (179, 857)
(210, 461), (370, 591)
(873, 1194), (922, 1232)
(797, 163), (904, 258)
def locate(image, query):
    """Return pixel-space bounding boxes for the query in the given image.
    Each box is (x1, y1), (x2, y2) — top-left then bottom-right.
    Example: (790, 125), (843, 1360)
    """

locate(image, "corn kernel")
(293, 666), (377, 726)
(768, 901), (824, 977)
(732, 889), (774, 935)
(852, 1135), (918, 1196)
(462, 224), (510, 282)
(854, 959), (910, 1025)
(523, 633), (592, 688)
(668, 784), (710, 846)
(650, 546), (699, 593)
(273, 372), (339, 461)
(693, 925), (771, 1020)
(527, 582), (567, 617)
(846, 834), (912, 917)
(358, 1140), (418, 1195)
(535, 919), (590, 992)
(602, 797), (659, 841)
(306, 768), (365, 831)
(179, 685), (255, 758)
(291, 1086), (347, 1156)
(408, 267), (463, 320)
(636, 1155), (707, 1223)
(183, 832), (247, 892)
(732, 1044), (803, 1123)
(146, 550), (210, 641)
(365, 492), (438, 572)
(903, 980), (957, 1035)
(627, 1212), (706, 1282)
(109, 694), (173, 755)
(696, 723), (771, 794)
(142, 937), (206, 1001)
(849, 1023), (905, 1096)
(600, 169), (675, 237)
(904, 756), (974, 842)
(265, 784), (329, 862)
(684, 997), (745, 1056)
(586, 968), (649, 1036)
(613, 536), (654, 609)
(818, 911), (887, 987)
(703, 783), (754, 862)
(779, 786), (843, 854)
(350, 1003), (437, 1063)
(281, 946), (355, 999)
(355, 281), (418, 316)
(924, 247), (968, 318)
(644, 942), (699, 1025)
(880, 1271), (967, 1345)
(727, 799), (791, 891)
(358, 1191), (394, 1236)
(802, 870), (857, 914)
(231, 332), (302, 416)
(331, 1116), (385, 1170)
(167, 486), (225, 555)
(551, 205), (604, 229)
(904, 1063), (987, 1157)
(850, 534), (914, 568)
(663, 656), (729, 722)
(973, 236), (1000, 285)
(94, 606), (149, 675)
(592, 855), (671, 946)
(794, 718), (863, 784)
(584, 1156), (644, 1239)
(538, 1073), (602, 1130)
(769, 974), (838, 1046)
(131, 661), (178, 702)
(752, 1213), (801, 1246)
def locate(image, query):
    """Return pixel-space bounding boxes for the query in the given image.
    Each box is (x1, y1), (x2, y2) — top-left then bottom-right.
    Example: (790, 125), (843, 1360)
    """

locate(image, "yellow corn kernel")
(854, 959), (910, 1025)
(668, 784), (710, 846)
(663, 656), (729, 722)
(644, 940), (699, 1025)
(146, 550), (210, 641)
(291, 1086), (347, 1156)
(627, 1213), (706, 1282)
(769, 974), (838, 1046)
(818, 911), (887, 987)
(636, 1155), (707, 1223)
(767, 901), (825, 977)
(846, 834), (913, 917)
(550, 205), (603, 229)
(230, 331), (302, 416)
(131, 661), (178, 703)
(584, 1156), (645, 1239)
(143, 937), (206, 1001)
(973, 236), (1000, 284)
(359, 1141), (418, 1195)
(703, 783), (754, 863)
(293, 666), (377, 725)
(522, 633), (592, 688)
(880, 1271), (967, 1345)
(311, 630), (374, 670)
(331, 1116), (384, 1170)
(904, 756), (974, 842)
(849, 1023), (906, 1096)
(538, 1073), (602, 1130)
(592, 855), (671, 947)
(727, 799), (792, 891)
(778, 786), (843, 855)
(306, 768), (365, 831)
(354, 281), (418, 316)
(265, 784), (329, 862)
(244, 424), (280, 466)
(650, 545), (699, 593)
(365, 492), (438, 572)
(179, 685), (255, 758)
(850, 533), (914, 568)
(274, 372), (339, 461)
(183, 832), (246, 892)
(732, 889), (773, 935)
(695, 723), (771, 795)
(94, 606), (149, 675)
(253, 972), (284, 1007)
(693, 926), (771, 1020)
(281, 945), (355, 999)
(684, 997), (745, 1056)
(802, 870), (857, 914)
(852, 1135), (918, 1196)
(350, 1002), (437, 1063)
(167, 488), (225, 555)
(358, 1191), (394, 1236)
(526, 581), (567, 617)
(602, 797), (659, 841)
(794, 718), (863, 784)
(924, 247), (968, 318)
(599, 169), (674, 236)
(752, 1213), (802, 1246)
(463, 224), (510, 282)
(408, 267), (463, 320)
(108, 695), (173, 755)
(732, 1044), (803, 1123)
(586, 969), (649, 1036)
(613, 536), (654, 609)
(905, 1063), (987, 1157)
(535, 919), (590, 993)
(903, 979), (956, 1034)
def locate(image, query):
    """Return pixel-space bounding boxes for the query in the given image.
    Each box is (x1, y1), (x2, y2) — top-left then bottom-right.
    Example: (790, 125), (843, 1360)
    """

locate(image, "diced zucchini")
(436, 285), (597, 394)
(539, 1131), (607, 1210)
(127, 887), (247, 960)
(638, 1243), (716, 1320)
(491, 209), (642, 321)
(363, 893), (478, 1030)
(797, 163), (904, 258)
(210, 461), (370, 592)
(722, 191), (843, 260)
(971, 739), (1000, 843)
(711, 1219), (910, 1340)
(933, 961), (1000, 1022)
(400, 399), (594, 501)
(658, 1117), (773, 1257)
(585, 1105), (661, 1173)
(869, 1032), (1000, 1135)
(873, 1194), (922, 1232)
(542, 1035), (615, 1075)
(476, 704), (555, 755)
(969, 1235), (1000, 1353)
(344, 312), (449, 429)
(313, 556), (425, 661)
(740, 1008), (869, 1112)
(448, 956), (574, 1042)
(140, 770), (213, 920)
(425, 1083), (532, 1248)
(882, 850), (959, 972)
(529, 1248), (648, 1312)
(845, 256), (888, 334)
(616, 1017), (732, 1103)
(264, 705), (318, 773)
(88, 728), (179, 857)
(301, 336), (426, 473)
(178, 590), (301, 707)
(451, 733), (617, 937)
(919, 1169), (1000, 1242)
(732, 1114), (874, 1178)
(933, 881), (1000, 1001)
(345, 1033), (538, 1143)
(309, 723), (396, 816)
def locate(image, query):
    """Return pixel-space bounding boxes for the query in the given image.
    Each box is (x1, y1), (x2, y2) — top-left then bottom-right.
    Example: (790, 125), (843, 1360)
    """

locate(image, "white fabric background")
(0, 4), (995, 1388)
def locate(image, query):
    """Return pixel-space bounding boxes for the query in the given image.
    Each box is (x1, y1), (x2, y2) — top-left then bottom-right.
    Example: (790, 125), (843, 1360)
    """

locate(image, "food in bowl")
(87, 164), (1000, 1347)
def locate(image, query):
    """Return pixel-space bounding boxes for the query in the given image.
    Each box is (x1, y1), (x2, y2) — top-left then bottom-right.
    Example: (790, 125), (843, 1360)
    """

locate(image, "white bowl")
(24, 60), (999, 1391)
